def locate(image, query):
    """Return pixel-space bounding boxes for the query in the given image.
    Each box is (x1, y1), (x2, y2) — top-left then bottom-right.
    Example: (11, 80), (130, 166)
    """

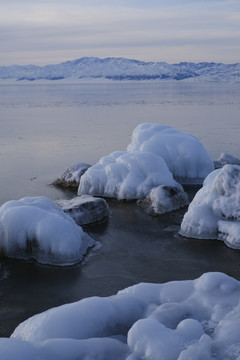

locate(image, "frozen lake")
(0, 80), (240, 337)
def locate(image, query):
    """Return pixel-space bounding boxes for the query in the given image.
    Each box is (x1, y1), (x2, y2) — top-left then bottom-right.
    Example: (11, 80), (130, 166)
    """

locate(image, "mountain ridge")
(0, 57), (240, 82)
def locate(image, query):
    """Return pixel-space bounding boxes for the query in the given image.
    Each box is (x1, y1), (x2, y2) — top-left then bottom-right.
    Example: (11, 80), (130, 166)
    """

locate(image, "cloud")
(0, 0), (239, 65)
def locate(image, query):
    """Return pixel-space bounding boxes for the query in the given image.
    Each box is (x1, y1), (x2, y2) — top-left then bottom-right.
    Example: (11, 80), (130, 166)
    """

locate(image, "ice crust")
(56, 195), (110, 225)
(78, 150), (182, 200)
(1, 272), (240, 359)
(137, 185), (189, 215)
(127, 123), (214, 182)
(0, 196), (94, 265)
(179, 164), (240, 249)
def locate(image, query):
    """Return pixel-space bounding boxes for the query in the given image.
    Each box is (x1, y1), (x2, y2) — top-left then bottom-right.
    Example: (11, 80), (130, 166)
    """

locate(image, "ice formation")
(127, 123), (214, 183)
(78, 151), (182, 200)
(56, 195), (110, 225)
(0, 196), (94, 265)
(0, 272), (240, 359)
(179, 164), (240, 249)
(53, 162), (91, 188)
(137, 185), (189, 215)
(214, 153), (240, 169)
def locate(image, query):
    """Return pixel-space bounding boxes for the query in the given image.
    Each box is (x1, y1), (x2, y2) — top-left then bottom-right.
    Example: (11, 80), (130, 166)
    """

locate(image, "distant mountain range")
(0, 57), (240, 82)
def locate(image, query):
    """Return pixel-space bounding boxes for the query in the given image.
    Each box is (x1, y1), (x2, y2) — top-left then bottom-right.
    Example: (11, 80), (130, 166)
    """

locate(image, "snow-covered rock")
(78, 151), (182, 200)
(137, 185), (189, 215)
(127, 123), (214, 184)
(0, 197), (94, 266)
(53, 162), (91, 189)
(179, 164), (240, 249)
(56, 195), (110, 225)
(1, 272), (239, 359)
(214, 153), (240, 169)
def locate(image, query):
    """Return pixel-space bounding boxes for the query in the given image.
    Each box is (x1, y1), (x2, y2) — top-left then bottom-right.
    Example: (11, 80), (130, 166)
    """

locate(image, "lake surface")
(0, 80), (240, 337)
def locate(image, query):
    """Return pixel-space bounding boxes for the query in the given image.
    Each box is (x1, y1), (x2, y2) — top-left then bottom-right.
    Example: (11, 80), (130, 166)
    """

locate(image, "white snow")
(0, 272), (239, 359)
(127, 123), (214, 183)
(56, 195), (110, 225)
(78, 150), (182, 200)
(0, 196), (94, 266)
(179, 164), (240, 249)
(137, 185), (189, 215)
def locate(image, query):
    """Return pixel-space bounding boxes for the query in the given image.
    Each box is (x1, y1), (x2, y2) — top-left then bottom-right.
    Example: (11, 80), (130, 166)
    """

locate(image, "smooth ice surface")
(179, 165), (240, 249)
(78, 151), (182, 200)
(56, 195), (110, 225)
(127, 123), (214, 182)
(1, 272), (240, 359)
(0, 197), (94, 265)
(137, 185), (189, 215)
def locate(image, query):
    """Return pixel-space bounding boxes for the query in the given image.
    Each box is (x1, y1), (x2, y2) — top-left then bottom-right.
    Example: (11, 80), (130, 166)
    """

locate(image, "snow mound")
(56, 195), (110, 225)
(179, 164), (240, 249)
(78, 151), (182, 200)
(2, 272), (240, 359)
(137, 185), (189, 215)
(127, 123), (214, 183)
(0, 197), (94, 265)
(53, 162), (91, 188)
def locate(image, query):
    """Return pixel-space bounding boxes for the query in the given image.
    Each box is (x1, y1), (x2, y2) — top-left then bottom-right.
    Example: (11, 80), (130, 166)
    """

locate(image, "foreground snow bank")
(78, 151), (182, 200)
(127, 123), (214, 183)
(0, 197), (94, 265)
(179, 164), (240, 249)
(1, 272), (240, 359)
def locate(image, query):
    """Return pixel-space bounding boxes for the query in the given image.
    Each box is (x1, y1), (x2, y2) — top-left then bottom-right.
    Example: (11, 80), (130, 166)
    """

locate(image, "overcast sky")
(1, 0), (239, 66)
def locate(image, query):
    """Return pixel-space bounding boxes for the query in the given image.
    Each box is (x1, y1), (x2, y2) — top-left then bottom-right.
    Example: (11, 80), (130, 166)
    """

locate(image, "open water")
(0, 80), (240, 337)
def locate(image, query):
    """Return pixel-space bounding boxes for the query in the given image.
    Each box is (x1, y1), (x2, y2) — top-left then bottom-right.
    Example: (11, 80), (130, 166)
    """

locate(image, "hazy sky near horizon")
(1, 0), (239, 66)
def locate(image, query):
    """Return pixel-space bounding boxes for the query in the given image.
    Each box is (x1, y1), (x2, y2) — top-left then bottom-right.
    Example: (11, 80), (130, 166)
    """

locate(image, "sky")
(0, 0), (239, 66)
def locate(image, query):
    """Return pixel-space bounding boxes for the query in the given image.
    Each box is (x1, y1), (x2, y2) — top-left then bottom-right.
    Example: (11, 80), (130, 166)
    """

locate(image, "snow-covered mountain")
(0, 57), (240, 82)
